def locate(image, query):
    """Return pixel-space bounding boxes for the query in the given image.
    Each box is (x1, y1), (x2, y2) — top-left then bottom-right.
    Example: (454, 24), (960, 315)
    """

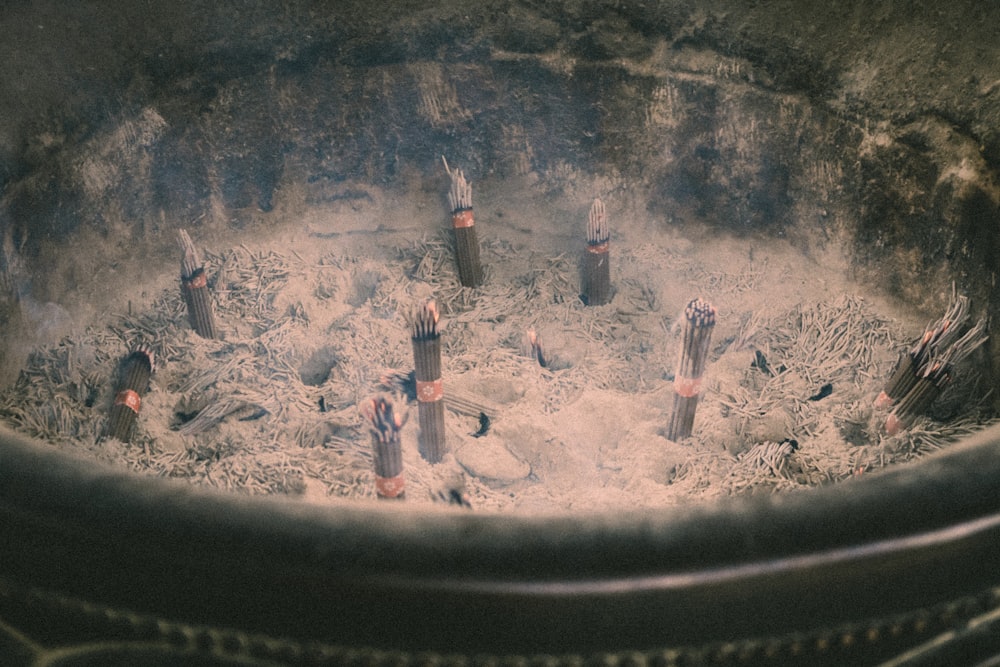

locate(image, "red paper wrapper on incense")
(667, 298), (716, 442)
(443, 157), (483, 288)
(178, 229), (219, 339)
(105, 347), (155, 443)
(410, 300), (447, 463)
(582, 197), (611, 306)
(362, 396), (407, 499)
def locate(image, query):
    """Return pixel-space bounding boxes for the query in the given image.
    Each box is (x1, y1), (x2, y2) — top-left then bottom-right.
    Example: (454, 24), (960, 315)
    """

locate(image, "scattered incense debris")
(442, 156), (483, 288)
(667, 297), (716, 442)
(739, 438), (798, 477)
(409, 299), (447, 463)
(176, 396), (270, 436)
(0, 208), (995, 512)
(178, 229), (219, 339)
(362, 395), (407, 499)
(582, 197), (611, 306)
(105, 347), (154, 443)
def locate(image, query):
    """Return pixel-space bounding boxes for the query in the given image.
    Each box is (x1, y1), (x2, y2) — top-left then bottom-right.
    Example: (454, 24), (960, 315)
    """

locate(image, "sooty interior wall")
(1, 0), (999, 387)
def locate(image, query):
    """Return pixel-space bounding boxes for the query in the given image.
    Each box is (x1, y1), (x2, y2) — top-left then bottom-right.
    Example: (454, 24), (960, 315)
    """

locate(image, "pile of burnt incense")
(178, 229), (219, 339)
(667, 298), (716, 442)
(361, 396), (407, 500)
(442, 157), (483, 288)
(884, 317), (988, 435)
(582, 197), (611, 305)
(105, 347), (155, 443)
(410, 300), (447, 463)
(876, 292), (970, 409)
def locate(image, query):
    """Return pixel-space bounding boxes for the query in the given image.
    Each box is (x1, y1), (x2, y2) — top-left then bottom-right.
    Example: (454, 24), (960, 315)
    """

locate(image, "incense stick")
(885, 316), (988, 435)
(876, 291), (968, 409)
(582, 197), (611, 306)
(409, 299), (447, 463)
(361, 396), (406, 499)
(442, 157), (483, 287)
(105, 347), (154, 443)
(667, 298), (716, 442)
(178, 229), (219, 339)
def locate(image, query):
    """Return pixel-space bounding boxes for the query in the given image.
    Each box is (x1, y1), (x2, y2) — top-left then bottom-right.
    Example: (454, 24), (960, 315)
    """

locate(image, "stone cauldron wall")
(1, 0), (998, 381)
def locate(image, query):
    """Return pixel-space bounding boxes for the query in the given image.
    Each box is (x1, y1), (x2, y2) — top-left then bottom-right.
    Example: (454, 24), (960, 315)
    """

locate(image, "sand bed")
(1, 176), (994, 513)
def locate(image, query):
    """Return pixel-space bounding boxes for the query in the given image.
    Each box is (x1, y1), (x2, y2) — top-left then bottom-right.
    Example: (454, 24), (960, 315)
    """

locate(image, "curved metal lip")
(4, 424), (1000, 654)
(4, 422), (1000, 547)
(387, 509), (1000, 596)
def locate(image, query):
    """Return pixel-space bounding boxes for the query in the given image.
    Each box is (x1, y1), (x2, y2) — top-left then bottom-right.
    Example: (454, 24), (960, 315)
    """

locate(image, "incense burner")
(2, 1), (1000, 665)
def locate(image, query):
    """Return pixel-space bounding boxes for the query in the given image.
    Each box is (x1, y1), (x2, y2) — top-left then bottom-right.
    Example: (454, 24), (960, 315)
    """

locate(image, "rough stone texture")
(1, 0), (999, 384)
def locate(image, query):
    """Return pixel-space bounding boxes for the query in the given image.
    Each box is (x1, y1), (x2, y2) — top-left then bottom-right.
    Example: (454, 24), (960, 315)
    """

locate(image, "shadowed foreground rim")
(2, 423), (1000, 664)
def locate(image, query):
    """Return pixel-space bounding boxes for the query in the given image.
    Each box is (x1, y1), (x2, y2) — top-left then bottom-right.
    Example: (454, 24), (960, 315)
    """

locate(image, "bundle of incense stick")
(361, 396), (407, 499)
(667, 298), (716, 442)
(442, 157), (483, 287)
(582, 197), (611, 306)
(410, 300), (447, 463)
(178, 229), (219, 339)
(875, 292), (969, 409)
(885, 317), (988, 435)
(105, 347), (155, 443)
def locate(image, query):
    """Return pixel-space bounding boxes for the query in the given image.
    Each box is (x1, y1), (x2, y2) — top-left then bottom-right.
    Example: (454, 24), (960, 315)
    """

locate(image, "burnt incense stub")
(178, 229), (219, 339)
(410, 300), (447, 463)
(362, 396), (406, 499)
(667, 298), (716, 442)
(106, 347), (155, 443)
(583, 197), (611, 306)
